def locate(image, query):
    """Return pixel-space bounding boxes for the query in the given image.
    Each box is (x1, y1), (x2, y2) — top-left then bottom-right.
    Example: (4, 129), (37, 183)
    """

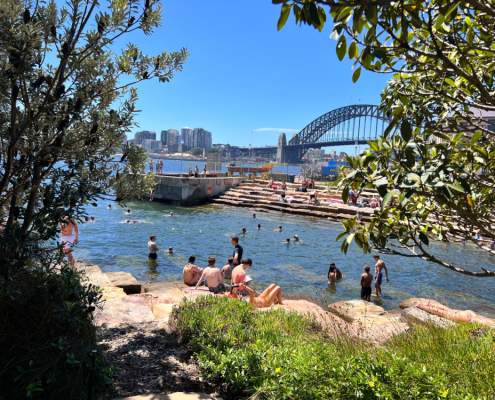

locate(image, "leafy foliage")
(0, 0), (187, 268)
(0, 264), (111, 399)
(174, 297), (495, 399)
(273, 0), (495, 276)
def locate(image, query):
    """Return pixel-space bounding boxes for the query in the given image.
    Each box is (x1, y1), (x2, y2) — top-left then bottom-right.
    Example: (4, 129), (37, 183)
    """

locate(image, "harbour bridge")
(241, 104), (390, 163)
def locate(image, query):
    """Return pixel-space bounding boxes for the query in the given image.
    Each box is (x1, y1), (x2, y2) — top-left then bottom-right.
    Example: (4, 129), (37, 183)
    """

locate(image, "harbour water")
(77, 199), (495, 315)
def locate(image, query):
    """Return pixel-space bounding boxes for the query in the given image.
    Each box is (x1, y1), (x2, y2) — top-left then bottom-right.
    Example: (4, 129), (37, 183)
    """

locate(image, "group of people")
(181, 236), (283, 308)
(328, 255), (389, 301)
(188, 165), (207, 177)
(148, 159), (164, 174)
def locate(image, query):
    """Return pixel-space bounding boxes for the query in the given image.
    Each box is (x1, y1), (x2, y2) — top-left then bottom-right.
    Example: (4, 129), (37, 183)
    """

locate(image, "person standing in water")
(148, 236), (158, 260)
(327, 263), (343, 284)
(360, 265), (373, 301)
(373, 255), (389, 298)
(60, 216), (79, 268)
(231, 236), (243, 266)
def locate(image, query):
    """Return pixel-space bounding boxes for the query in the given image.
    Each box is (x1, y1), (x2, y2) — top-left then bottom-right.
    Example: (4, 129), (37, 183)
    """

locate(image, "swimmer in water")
(125, 208), (131, 214)
(252, 213), (256, 219)
(132, 220), (138, 224)
(241, 227), (247, 235)
(125, 219), (131, 224)
(169, 212), (174, 217)
(90, 216), (96, 223)
(168, 247), (174, 255)
(284, 238), (290, 244)
(257, 223), (261, 230)
(293, 234), (300, 242)
(107, 204), (112, 210)
(274, 225), (283, 232)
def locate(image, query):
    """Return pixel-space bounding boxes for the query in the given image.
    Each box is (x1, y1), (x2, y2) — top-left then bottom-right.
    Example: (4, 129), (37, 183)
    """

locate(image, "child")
(360, 265), (373, 301)
(148, 236), (158, 260)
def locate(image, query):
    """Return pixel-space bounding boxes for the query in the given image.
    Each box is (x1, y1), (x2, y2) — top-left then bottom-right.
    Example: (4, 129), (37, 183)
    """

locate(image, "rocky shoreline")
(77, 261), (495, 399)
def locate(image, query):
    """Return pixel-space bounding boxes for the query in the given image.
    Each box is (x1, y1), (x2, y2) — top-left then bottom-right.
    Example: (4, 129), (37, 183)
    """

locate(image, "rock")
(76, 262), (112, 288)
(401, 306), (455, 328)
(115, 393), (219, 400)
(152, 303), (175, 320)
(106, 271), (142, 294)
(351, 313), (409, 344)
(328, 299), (385, 323)
(144, 281), (213, 303)
(101, 286), (127, 301)
(400, 298), (495, 327)
(96, 294), (155, 327)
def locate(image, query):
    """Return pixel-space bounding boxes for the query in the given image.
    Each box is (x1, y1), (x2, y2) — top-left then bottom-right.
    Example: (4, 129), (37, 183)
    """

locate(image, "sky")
(126, 0), (390, 147)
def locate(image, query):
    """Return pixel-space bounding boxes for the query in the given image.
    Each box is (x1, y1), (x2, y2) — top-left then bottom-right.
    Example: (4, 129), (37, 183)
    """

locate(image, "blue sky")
(127, 0), (389, 147)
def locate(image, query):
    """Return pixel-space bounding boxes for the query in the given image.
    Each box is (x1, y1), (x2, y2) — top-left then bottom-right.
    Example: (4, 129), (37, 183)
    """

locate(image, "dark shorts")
(375, 272), (383, 286)
(148, 253), (157, 260)
(361, 286), (372, 299)
(209, 283), (227, 294)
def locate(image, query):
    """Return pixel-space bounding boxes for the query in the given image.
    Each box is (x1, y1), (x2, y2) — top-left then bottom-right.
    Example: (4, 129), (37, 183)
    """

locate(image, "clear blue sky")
(127, 0), (389, 147)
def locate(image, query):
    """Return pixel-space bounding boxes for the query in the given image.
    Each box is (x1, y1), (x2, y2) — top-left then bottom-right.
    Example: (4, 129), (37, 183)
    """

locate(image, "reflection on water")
(77, 200), (495, 315)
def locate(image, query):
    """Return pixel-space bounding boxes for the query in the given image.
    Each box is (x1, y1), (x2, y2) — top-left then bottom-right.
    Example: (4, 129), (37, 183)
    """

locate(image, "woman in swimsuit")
(60, 216), (79, 267)
(235, 284), (283, 308)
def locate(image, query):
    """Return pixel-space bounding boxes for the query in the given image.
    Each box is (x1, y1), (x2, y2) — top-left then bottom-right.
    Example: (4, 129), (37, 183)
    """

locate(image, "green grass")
(173, 296), (495, 400)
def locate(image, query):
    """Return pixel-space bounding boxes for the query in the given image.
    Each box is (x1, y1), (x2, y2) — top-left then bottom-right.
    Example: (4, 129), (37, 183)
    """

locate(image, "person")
(90, 216), (96, 223)
(125, 208), (131, 214)
(235, 283), (283, 308)
(60, 216), (79, 267)
(188, 167), (193, 176)
(279, 192), (287, 203)
(148, 236), (158, 260)
(293, 234), (300, 242)
(169, 211), (175, 217)
(241, 227), (247, 236)
(221, 256), (234, 280)
(327, 263), (343, 284)
(149, 159), (154, 173)
(282, 182), (287, 191)
(252, 213), (256, 219)
(232, 258), (252, 286)
(231, 236), (243, 266)
(203, 165), (207, 175)
(168, 247), (174, 255)
(195, 256), (226, 293)
(84, 216), (90, 223)
(107, 204), (112, 209)
(274, 225), (283, 232)
(360, 265), (373, 301)
(257, 223), (261, 230)
(369, 196), (380, 208)
(183, 256), (203, 286)
(125, 219), (131, 224)
(349, 188), (358, 205)
(373, 255), (389, 298)
(194, 165), (199, 177)
(284, 238), (290, 244)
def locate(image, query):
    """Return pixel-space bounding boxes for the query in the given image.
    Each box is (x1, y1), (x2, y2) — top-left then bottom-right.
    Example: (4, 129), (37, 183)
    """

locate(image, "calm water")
(77, 200), (495, 315)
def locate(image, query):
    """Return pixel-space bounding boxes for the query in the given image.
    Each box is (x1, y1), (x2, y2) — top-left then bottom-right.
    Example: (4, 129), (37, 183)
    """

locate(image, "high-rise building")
(143, 139), (162, 153)
(161, 129), (180, 152)
(191, 128), (212, 150)
(134, 130), (156, 145)
(181, 128), (193, 151)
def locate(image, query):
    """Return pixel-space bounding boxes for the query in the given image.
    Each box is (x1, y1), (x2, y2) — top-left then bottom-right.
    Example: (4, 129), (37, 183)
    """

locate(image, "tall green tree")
(0, 0), (187, 271)
(274, 0), (495, 276)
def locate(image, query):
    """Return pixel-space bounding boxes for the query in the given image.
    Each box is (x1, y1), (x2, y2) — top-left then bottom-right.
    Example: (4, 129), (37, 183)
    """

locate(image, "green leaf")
(352, 67), (361, 83)
(277, 4), (291, 31)
(336, 35), (347, 61)
(348, 41), (358, 59)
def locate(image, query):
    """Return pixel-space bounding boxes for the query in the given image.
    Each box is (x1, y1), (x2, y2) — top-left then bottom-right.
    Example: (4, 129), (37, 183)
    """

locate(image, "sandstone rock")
(96, 294), (155, 327)
(115, 393), (219, 400)
(152, 303), (175, 320)
(328, 299), (385, 323)
(106, 271), (142, 294)
(101, 286), (127, 301)
(76, 262), (112, 288)
(401, 306), (455, 328)
(351, 313), (409, 344)
(144, 281), (213, 304)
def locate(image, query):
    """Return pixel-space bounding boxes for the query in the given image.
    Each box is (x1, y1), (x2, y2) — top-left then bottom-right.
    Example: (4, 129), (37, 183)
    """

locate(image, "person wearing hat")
(195, 256), (226, 294)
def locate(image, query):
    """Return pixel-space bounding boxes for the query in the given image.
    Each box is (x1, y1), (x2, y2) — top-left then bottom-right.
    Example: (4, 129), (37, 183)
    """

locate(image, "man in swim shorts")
(231, 236), (243, 266)
(360, 265), (373, 301)
(148, 236), (158, 260)
(195, 256), (226, 294)
(60, 216), (79, 267)
(373, 255), (389, 298)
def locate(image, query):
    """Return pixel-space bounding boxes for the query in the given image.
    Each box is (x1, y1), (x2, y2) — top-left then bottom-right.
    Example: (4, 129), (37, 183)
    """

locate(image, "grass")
(173, 296), (495, 400)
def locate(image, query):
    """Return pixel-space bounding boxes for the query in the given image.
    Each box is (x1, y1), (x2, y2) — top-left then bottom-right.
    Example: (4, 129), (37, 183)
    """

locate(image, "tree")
(273, 1), (495, 276)
(0, 0), (187, 271)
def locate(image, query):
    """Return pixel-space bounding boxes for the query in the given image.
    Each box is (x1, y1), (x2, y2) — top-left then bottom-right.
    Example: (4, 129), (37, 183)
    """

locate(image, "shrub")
(0, 265), (111, 399)
(174, 296), (495, 400)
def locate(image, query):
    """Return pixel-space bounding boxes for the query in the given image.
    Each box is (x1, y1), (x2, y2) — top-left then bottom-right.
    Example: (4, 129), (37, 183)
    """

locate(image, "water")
(149, 158), (302, 176)
(77, 200), (495, 315)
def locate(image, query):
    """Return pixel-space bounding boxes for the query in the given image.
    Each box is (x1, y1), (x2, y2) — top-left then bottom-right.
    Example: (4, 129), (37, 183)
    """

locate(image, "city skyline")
(126, 0), (388, 148)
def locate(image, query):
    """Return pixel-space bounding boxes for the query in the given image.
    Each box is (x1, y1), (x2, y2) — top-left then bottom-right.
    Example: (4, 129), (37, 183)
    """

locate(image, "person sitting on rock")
(183, 256), (203, 286)
(195, 256), (226, 294)
(235, 283), (283, 308)
(221, 256), (234, 280)
(232, 258), (252, 286)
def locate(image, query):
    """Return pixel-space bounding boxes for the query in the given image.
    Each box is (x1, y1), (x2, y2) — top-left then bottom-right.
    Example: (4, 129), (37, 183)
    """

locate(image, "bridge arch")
(289, 104), (390, 146)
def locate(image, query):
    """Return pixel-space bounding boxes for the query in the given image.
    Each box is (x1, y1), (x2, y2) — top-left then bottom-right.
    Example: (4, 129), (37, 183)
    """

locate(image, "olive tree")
(0, 0), (187, 271)
(273, 0), (495, 276)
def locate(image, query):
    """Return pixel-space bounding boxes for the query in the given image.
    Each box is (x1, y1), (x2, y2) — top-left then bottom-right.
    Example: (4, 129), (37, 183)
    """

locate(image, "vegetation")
(0, 0), (186, 397)
(273, 1), (495, 276)
(174, 296), (495, 400)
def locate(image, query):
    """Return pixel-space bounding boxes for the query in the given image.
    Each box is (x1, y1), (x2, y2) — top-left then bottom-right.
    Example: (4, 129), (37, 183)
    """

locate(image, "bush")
(0, 265), (111, 399)
(174, 296), (495, 400)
